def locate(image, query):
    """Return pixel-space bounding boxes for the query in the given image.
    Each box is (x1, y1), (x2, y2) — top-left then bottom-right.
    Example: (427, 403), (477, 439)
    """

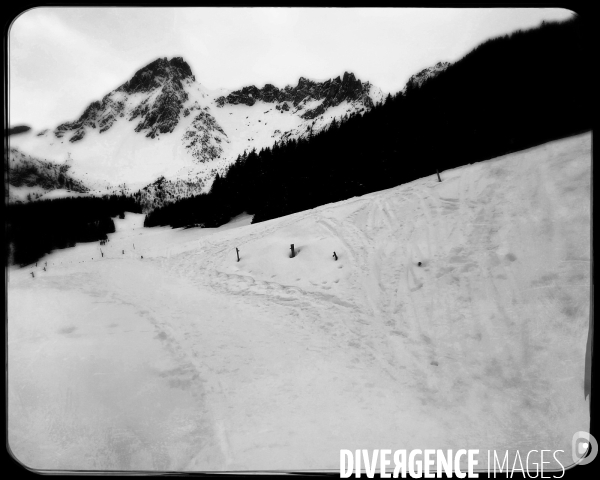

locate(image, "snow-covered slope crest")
(8, 133), (590, 470)
(401, 61), (450, 95)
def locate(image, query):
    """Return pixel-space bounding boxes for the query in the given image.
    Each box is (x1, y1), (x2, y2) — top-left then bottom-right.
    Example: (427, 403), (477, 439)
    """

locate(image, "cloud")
(9, 7), (575, 130)
(10, 9), (131, 128)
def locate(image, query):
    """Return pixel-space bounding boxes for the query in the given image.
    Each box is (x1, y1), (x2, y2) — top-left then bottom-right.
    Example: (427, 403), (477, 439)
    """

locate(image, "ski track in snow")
(7, 133), (591, 471)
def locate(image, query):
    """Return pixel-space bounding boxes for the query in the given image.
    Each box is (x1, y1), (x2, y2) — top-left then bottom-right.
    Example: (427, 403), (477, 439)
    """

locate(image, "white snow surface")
(8, 133), (591, 471)
(37, 189), (93, 201)
(7, 185), (48, 203)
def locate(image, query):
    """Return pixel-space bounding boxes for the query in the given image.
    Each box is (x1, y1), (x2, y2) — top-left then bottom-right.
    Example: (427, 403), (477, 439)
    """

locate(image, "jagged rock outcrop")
(119, 57), (194, 94)
(130, 81), (188, 138)
(183, 108), (229, 163)
(215, 72), (378, 120)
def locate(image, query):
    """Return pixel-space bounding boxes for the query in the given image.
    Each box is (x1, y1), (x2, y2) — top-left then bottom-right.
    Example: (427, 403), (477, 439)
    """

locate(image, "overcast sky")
(9, 7), (574, 131)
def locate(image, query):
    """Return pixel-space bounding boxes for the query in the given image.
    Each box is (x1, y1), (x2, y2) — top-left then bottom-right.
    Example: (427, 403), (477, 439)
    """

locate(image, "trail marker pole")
(236, 248), (240, 262)
(290, 244), (295, 258)
(436, 169), (442, 182)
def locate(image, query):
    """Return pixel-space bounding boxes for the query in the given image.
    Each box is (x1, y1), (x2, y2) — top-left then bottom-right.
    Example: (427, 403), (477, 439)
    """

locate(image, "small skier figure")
(43, 267), (46, 271)
(418, 262), (422, 267)
(333, 252), (338, 261)
(31, 272), (34, 278)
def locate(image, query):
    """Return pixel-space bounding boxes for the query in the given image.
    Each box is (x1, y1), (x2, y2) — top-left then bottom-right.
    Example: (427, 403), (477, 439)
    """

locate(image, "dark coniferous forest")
(144, 16), (590, 229)
(6, 195), (142, 266)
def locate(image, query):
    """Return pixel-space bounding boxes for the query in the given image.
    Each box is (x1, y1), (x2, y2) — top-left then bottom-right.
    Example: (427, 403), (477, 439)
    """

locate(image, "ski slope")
(7, 132), (591, 472)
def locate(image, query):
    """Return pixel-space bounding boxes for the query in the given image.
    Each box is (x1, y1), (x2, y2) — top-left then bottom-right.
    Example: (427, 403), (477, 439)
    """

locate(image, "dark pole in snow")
(290, 244), (295, 258)
(236, 248), (240, 262)
(436, 169), (442, 182)
(333, 252), (338, 261)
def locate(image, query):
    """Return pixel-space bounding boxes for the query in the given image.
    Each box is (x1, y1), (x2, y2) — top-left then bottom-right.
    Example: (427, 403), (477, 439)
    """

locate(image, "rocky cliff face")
(119, 57), (194, 94)
(215, 72), (378, 120)
(123, 58), (193, 139)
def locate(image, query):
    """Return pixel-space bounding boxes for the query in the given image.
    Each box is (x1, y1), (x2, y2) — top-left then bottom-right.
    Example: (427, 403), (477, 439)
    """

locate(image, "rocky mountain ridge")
(216, 72), (379, 120)
(9, 56), (444, 210)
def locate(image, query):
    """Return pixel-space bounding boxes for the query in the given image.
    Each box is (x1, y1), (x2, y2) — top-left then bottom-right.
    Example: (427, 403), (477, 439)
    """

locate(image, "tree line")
(6, 194), (142, 267)
(143, 16), (590, 229)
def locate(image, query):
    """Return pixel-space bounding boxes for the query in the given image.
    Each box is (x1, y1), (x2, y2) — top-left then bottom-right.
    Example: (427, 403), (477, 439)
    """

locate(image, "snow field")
(7, 132), (591, 471)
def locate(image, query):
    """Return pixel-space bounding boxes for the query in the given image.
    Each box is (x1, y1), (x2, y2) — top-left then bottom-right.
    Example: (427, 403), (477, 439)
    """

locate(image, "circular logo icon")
(572, 431), (598, 466)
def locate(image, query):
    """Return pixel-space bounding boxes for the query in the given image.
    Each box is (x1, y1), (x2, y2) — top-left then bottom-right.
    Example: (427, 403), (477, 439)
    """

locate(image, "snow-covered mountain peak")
(10, 58), (385, 209)
(50, 56), (205, 144)
(118, 57), (195, 94)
